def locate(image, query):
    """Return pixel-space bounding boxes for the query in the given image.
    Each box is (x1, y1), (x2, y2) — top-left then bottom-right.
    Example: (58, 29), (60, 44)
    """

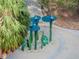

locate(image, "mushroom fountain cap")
(42, 16), (57, 22)
(31, 15), (41, 24)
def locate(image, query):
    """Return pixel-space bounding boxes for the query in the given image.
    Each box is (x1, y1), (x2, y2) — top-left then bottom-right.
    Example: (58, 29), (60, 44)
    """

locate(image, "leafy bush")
(0, 0), (30, 54)
(56, 0), (79, 10)
(38, 0), (79, 15)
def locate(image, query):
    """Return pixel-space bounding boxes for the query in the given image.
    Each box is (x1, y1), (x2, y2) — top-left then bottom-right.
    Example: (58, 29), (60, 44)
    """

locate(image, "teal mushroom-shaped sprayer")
(31, 16), (41, 50)
(28, 16), (41, 50)
(41, 32), (48, 48)
(31, 16), (41, 40)
(31, 15), (41, 25)
(21, 38), (27, 51)
(28, 25), (33, 50)
(42, 16), (57, 42)
(29, 25), (40, 50)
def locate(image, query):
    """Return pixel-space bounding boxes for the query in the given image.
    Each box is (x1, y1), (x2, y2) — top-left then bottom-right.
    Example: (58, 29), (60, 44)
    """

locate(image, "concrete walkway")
(7, 24), (79, 59)
(7, 0), (79, 59)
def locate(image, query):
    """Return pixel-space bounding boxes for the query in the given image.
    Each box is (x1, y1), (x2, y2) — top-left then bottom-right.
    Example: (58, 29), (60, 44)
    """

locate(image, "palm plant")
(0, 0), (30, 58)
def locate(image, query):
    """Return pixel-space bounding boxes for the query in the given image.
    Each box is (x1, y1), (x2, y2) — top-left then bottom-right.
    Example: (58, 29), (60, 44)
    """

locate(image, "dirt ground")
(54, 10), (79, 30)
(55, 18), (79, 30)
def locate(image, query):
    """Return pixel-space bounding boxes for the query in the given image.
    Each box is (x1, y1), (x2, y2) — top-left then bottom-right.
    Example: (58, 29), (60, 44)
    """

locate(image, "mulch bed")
(55, 16), (79, 30)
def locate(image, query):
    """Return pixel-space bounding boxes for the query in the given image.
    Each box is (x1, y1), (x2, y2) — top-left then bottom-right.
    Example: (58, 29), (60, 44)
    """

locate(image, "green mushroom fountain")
(29, 16), (41, 50)
(21, 15), (57, 50)
(42, 16), (57, 42)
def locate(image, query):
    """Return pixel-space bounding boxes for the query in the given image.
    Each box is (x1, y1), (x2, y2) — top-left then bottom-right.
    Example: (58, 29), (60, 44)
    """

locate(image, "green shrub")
(0, 0), (30, 53)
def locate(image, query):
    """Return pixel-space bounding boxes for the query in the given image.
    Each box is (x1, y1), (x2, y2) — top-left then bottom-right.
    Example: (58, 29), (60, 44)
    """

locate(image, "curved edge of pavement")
(54, 25), (79, 32)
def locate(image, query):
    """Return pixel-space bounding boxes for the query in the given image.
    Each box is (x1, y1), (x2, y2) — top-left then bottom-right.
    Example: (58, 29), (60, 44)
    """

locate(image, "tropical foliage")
(0, 0), (30, 54)
(38, 0), (79, 15)
(56, 0), (79, 12)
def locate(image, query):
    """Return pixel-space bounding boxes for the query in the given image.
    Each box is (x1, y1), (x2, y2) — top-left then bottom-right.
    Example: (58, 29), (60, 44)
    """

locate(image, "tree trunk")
(2, 54), (7, 59)
(0, 52), (7, 59)
(41, 6), (45, 15)
(0, 49), (2, 59)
